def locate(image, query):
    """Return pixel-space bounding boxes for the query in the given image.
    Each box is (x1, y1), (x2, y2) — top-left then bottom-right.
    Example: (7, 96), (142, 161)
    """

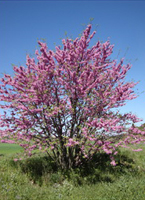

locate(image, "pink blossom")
(66, 138), (79, 147)
(103, 148), (112, 154)
(1, 140), (6, 143)
(50, 146), (54, 150)
(39, 146), (42, 150)
(132, 149), (142, 152)
(114, 151), (118, 155)
(110, 160), (116, 166)
(0, 24), (145, 169)
(1, 139), (15, 144)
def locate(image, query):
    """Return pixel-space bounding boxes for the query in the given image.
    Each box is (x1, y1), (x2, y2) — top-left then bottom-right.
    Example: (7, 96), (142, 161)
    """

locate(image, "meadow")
(0, 143), (23, 155)
(0, 142), (145, 200)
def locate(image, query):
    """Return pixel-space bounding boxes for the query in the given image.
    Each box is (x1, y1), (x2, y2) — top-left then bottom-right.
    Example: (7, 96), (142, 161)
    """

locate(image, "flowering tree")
(0, 24), (145, 169)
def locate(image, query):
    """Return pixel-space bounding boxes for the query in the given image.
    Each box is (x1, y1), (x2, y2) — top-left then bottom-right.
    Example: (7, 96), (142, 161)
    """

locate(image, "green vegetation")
(0, 143), (145, 200)
(0, 143), (23, 155)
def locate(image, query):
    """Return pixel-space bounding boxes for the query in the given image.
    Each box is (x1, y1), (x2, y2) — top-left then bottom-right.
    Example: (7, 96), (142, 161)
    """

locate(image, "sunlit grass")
(0, 142), (145, 200)
(0, 143), (23, 155)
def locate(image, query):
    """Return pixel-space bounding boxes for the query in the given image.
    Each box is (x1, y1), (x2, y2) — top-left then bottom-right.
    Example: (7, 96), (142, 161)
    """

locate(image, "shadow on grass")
(64, 151), (136, 185)
(9, 150), (137, 186)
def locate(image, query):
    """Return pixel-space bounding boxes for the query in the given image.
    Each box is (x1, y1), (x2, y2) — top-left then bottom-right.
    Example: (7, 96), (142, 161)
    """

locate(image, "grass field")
(0, 143), (145, 200)
(0, 143), (23, 155)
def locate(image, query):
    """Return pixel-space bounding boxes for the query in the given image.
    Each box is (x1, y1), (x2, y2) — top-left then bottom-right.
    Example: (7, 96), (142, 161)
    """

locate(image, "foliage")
(0, 24), (145, 169)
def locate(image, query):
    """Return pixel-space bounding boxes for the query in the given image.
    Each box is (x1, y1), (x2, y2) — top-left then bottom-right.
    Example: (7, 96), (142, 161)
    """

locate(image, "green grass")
(0, 143), (145, 200)
(0, 143), (23, 155)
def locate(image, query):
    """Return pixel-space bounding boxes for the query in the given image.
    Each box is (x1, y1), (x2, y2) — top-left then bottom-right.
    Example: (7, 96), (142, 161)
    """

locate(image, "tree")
(0, 24), (145, 169)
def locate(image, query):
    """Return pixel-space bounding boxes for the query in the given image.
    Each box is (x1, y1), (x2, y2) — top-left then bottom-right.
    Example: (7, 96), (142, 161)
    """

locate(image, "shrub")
(0, 24), (145, 170)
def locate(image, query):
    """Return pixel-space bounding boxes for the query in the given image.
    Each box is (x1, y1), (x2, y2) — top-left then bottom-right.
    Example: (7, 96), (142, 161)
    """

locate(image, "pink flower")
(114, 151), (118, 155)
(132, 149), (142, 152)
(14, 159), (18, 162)
(1, 140), (15, 144)
(1, 140), (6, 143)
(103, 146), (112, 154)
(104, 149), (112, 154)
(110, 160), (116, 166)
(1, 24), (145, 170)
(84, 154), (88, 158)
(66, 138), (79, 147)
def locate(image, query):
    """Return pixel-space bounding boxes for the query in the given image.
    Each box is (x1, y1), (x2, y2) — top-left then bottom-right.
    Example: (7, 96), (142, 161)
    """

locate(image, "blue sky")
(0, 1), (145, 125)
